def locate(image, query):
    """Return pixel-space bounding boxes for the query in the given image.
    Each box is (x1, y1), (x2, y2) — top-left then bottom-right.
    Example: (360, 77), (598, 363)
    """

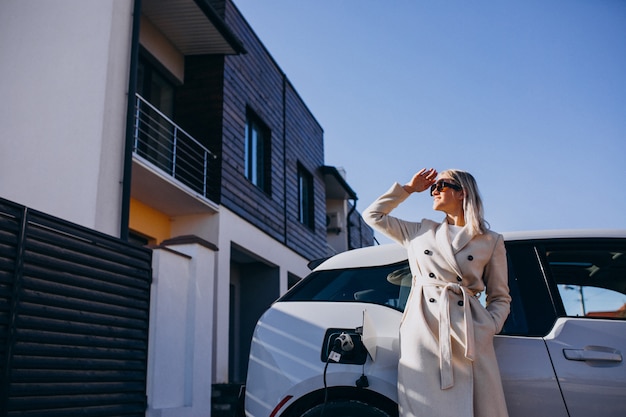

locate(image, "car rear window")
(280, 261), (410, 311)
(541, 243), (626, 319)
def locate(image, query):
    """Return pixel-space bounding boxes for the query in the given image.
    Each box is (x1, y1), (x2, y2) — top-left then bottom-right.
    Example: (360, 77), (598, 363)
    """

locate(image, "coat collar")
(435, 220), (474, 277)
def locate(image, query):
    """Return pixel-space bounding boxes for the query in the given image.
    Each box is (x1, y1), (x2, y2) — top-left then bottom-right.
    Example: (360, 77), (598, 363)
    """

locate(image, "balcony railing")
(133, 94), (216, 198)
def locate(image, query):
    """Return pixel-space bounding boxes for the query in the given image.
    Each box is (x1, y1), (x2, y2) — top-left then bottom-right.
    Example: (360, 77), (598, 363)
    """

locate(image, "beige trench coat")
(363, 183), (511, 417)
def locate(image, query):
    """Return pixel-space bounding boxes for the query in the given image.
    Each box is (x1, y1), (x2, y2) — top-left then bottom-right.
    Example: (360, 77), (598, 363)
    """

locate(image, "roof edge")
(195, 0), (247, 54)
(321, 165), (358, 200)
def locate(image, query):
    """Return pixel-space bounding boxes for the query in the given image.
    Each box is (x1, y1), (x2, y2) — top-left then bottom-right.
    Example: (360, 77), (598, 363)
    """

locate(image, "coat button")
(467, 255), (474, 261)
(458, 300), (464, 306)
(429, 298), (436, 303)
(424, 250), (431, 255)
(456, 276), (462, 282)
(429, 273), (435, 278)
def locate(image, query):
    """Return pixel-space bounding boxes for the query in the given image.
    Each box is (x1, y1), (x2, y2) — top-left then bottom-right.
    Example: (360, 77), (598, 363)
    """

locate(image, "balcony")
(131, 94), (219, 216)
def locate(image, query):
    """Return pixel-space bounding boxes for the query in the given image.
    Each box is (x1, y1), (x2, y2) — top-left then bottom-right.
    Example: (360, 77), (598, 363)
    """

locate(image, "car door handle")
(563, 347), (622, 362)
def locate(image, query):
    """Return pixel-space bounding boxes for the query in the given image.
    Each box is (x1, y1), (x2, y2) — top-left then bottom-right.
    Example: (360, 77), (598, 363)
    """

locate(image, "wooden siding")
(284, 82), (327, 258)
(219, 0), (327, 260)
(0, 198), (152, 417)
(175, 0), (368, 260)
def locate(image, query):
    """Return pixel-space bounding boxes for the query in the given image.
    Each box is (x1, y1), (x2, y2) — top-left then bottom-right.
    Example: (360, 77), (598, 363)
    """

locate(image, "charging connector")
(321, 329), (367, 365)
(336, 332), (354, 352)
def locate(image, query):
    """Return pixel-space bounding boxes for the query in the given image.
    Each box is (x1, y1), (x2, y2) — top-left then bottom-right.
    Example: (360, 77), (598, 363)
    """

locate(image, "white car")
(244, 230), (626, 417)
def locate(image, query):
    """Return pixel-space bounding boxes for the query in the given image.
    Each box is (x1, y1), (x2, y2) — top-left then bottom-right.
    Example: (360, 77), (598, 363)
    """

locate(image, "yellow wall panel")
(129, 198), (171, 244)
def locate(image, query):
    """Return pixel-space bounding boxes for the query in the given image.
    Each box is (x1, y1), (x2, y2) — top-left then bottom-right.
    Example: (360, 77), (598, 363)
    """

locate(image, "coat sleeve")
(362, 182), (420, 246)
(483, 234), (512, 333)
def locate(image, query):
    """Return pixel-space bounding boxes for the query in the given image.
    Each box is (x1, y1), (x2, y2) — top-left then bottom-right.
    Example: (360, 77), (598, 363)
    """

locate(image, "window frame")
(244, 110), (271, 194)
(297, 164), (314, 230)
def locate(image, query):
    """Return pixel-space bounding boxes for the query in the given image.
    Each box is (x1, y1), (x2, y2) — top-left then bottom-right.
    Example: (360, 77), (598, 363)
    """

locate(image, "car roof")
(315, 243), (407, 271)
(314, 229), (626, 271)
(502, 229), (626, 241)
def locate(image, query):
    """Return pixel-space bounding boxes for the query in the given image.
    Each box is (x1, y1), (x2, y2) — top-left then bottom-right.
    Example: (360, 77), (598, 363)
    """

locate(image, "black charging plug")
(355, 374), (369, 388)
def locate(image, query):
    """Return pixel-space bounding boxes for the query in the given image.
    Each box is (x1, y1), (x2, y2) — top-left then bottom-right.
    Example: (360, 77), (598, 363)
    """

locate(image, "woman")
(363, 168), (511, 417)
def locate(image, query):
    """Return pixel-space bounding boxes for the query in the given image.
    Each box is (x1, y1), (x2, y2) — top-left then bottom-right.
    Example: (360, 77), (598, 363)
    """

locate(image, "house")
(0, 0), (373, 415)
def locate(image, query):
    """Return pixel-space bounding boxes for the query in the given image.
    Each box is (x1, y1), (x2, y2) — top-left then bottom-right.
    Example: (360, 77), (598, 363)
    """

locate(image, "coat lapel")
(451, 226), (474, 254)
(435, 222), (464, 278)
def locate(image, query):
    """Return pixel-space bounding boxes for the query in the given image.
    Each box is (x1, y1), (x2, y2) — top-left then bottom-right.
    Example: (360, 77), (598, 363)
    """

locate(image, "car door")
(537, 240), (626, 417)
(495, 243), (570, 417)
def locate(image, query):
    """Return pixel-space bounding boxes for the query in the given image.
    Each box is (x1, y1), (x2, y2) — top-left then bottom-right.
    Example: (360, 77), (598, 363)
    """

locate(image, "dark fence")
(0, 198), (152, 417)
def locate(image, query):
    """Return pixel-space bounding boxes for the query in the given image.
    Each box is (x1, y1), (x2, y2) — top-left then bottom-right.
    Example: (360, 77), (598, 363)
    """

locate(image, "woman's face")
(431, 175), (464, 214)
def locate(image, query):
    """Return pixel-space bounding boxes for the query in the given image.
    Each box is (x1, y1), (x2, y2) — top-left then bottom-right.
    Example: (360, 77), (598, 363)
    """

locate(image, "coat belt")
(414, 278), (476, 390)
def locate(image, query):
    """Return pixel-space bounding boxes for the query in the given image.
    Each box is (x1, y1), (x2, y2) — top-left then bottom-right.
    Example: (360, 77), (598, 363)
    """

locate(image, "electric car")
(244, 230), (626, 417)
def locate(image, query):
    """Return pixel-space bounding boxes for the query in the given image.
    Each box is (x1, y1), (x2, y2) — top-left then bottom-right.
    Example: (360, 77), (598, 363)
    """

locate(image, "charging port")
(321, 328), (367, 365)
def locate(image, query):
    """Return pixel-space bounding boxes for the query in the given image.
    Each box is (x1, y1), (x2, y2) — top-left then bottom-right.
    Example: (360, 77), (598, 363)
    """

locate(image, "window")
(136, 55), (176, 171)
(280, 262), (410, 312)
(298, 165), (314, 229)
(542, 244), (626, 319)
(128, 231), (152, 247)
(137, 56), (175, 118)
(244, 111), (271, 194)
(288, 273), (301, 290)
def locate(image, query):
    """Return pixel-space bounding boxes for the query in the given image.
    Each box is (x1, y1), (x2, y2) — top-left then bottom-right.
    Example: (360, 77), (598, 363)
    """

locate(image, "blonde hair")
(441, 169), (489, 235)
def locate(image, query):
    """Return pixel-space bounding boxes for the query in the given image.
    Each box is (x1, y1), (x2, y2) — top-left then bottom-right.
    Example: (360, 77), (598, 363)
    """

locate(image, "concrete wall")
(139, 15), (185, 83)
(147, 242), (217, 417)
(0, 0), (133, 236)
(213, 207), (311, 383)
(326, 199), (349, 254)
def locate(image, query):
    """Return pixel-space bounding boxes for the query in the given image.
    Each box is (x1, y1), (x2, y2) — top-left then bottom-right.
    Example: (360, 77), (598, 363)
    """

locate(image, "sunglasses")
(430, 180), (462, 196)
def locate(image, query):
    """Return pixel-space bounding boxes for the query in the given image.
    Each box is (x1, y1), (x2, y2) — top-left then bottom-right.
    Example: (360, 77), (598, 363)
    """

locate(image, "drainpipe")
(120, 0), (142, 241)
(282, 74), (288, 244)
(347, 198), (357, 250)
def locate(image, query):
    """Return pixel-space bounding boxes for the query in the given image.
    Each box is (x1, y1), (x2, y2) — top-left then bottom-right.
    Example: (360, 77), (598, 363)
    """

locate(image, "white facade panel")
(148, 248), (190, 409)
(139, 15), (185, 83)
(213, 207), (312, 383)
(148, 242), (217, 416)
(0, 0), (133, 236)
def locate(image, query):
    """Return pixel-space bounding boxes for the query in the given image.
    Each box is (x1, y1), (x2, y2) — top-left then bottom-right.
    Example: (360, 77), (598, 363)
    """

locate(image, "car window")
(281, 261), (410, 311)
(494, 254), (529, 335)
(542, 243), (626, 319)
(284, 252), (536, 334)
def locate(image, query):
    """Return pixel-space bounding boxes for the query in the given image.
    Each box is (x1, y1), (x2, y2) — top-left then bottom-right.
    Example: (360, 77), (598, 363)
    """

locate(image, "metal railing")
(133, 94), (216, 197)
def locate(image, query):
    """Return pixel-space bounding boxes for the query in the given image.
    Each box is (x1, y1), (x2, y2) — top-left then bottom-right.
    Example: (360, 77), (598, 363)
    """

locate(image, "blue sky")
(234, 0), (626, 243)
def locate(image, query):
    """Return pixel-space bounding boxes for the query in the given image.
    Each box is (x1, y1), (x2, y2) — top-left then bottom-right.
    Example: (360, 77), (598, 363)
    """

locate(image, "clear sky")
(234, 0), (626, 243)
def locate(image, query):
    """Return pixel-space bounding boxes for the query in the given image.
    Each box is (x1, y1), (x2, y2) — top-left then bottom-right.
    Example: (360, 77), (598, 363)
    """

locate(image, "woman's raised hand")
(403, 168), (438, 193)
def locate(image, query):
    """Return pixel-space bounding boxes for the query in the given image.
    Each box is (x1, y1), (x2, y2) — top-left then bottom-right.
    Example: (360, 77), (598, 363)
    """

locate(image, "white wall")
(171, 212), (221, 245)
(0, 0), (134, 236)
(213, 207), (311, 383)
(326, 199), (349, 254)
(139, 15), (185, 83)
(147, 242), (217, 417)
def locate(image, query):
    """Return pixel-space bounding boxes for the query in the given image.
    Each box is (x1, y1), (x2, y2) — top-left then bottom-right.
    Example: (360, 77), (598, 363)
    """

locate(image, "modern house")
(0, 0), (373, 415)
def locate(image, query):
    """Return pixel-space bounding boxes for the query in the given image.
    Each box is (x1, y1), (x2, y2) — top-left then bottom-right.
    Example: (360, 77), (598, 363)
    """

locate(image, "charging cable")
(321, 332), (354, 417)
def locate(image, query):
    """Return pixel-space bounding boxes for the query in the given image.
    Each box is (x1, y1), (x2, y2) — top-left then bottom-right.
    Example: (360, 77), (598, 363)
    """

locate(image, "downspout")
(347, 197), (357, 250)
(282, 74), (288, 244)
(120, 0), (142, 241)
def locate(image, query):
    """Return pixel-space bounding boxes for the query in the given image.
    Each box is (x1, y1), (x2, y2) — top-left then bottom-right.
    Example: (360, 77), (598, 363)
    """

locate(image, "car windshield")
(280, 261), (410, 312)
